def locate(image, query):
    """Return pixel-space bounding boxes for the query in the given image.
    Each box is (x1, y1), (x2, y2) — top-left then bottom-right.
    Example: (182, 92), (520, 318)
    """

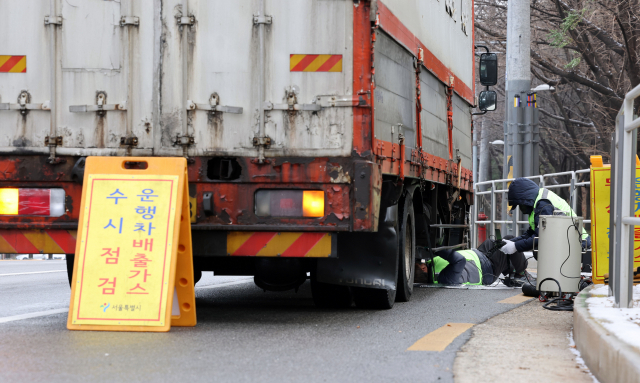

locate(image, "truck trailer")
(0, 0), (494, 309)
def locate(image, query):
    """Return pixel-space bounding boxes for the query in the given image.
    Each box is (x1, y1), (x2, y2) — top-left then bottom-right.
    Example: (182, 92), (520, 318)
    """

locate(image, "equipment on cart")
(524, 213), (589, 310)
(536, 214), (583, 294)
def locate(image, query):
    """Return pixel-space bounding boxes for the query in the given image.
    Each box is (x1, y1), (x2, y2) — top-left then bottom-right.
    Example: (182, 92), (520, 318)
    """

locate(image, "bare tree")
(475, 0), (640, 175)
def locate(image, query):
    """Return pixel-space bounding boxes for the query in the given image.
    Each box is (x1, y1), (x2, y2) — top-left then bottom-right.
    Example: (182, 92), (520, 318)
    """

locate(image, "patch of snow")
(590, 284), (609, 296)
(568, 331), (600, 383)
(586, 284), (640, 353)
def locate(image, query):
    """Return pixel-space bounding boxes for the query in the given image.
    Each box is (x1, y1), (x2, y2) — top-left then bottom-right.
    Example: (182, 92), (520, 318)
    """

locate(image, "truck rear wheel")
(352, 287), (396, 310)
(396, 196), (415, 302)
(310, 275), (352, 308)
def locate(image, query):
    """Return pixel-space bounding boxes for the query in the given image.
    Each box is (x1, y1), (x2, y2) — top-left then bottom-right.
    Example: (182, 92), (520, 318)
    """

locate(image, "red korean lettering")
(129, 269), (151, 282)
(101, 247), (120, 265)
(98, 278), (116, 294)
(127, 283), (149, 295)
(131, 253), (152, 268)
(132, 238), (153, 252)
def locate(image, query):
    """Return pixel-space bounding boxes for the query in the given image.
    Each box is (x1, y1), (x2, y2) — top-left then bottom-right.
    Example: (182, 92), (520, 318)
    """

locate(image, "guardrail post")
(611, 84), (640, 309)
(513, 206), (519, 237)
(472, 184), (478, 248)
(613, 113), (625, 306)
(627, 122), (638, 306)
(490, 185), (496, 240)
(619, 93), (637, 308)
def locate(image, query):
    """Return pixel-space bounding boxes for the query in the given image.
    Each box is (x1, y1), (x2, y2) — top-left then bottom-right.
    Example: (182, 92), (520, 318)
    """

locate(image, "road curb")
(574, 284), (640, 383)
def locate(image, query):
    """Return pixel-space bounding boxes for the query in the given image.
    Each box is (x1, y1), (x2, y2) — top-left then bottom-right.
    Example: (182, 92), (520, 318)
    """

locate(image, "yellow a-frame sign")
(67, 157), (196, 332)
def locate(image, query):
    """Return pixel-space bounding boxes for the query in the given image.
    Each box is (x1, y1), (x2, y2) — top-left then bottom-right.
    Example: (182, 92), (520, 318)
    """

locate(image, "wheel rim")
(404, 215), (412, 280)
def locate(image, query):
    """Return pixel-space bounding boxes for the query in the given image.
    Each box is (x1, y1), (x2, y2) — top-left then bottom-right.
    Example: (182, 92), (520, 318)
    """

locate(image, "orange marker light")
(0, 188), (19, 215)
(302, 190), (324, 217)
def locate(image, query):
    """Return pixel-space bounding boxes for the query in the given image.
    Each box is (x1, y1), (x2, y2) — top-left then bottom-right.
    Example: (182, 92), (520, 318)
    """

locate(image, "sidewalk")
(574, 284), (640, 383)
(454, 299), (594, 382)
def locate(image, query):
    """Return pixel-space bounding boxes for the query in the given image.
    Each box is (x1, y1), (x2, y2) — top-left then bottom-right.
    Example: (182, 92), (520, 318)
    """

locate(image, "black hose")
(539, 277), (574, 311)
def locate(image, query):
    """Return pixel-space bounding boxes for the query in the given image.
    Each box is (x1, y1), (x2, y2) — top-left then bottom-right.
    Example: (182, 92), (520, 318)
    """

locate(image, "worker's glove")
(500, 239), (517, 255)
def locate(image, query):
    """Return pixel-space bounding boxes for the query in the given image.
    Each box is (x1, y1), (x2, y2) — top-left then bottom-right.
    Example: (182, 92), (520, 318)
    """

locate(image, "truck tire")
(396, 196), (415, 302)
(65, 254), (74, 286)
(352, 286), (396, 310)
(311, 275), (352, 308)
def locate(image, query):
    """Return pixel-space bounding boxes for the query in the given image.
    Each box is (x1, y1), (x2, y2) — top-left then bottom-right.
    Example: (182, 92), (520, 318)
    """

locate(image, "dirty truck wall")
(0, 0), (472, 169)
(0, 0), (474, 242)
(0, 0), (355, 158)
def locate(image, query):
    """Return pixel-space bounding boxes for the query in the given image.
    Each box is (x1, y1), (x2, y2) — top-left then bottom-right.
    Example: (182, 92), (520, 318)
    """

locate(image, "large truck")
(0, 0), (496, 309)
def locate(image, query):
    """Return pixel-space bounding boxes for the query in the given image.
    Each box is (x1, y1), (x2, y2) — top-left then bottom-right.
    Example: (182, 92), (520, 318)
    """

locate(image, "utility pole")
(503, 0), (532, 234)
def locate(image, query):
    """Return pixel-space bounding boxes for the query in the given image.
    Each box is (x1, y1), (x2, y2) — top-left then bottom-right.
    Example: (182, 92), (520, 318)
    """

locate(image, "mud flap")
(316, 204), (399, 291)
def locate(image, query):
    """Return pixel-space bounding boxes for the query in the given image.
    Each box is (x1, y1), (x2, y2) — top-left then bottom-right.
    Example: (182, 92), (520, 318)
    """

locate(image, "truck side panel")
(452, 93), (472, 170)
(379, 0), (474, 103)
(371, 0), (474, 189)
(373, 30), (416, 157)
(420, 69), (449, 162)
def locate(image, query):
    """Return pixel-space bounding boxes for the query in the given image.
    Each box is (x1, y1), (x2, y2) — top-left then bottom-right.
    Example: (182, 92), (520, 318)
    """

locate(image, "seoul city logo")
(100, 303), (110, 312)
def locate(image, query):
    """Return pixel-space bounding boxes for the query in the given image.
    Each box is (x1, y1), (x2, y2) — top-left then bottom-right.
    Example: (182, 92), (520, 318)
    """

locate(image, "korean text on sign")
(70, 175), (179, 326)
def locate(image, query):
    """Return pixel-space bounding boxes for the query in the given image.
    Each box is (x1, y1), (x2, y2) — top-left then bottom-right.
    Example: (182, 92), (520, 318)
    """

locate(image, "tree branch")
(538, 108), (595, 127)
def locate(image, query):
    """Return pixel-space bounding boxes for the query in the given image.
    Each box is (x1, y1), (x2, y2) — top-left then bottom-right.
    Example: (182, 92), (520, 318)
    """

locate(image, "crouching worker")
(433, 248), (494, 285)
(502, 177), (591, 256)
(416, 236), (532, 286)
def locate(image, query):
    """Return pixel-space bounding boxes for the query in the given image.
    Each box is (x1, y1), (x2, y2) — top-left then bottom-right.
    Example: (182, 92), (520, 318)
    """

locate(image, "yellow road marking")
(498, 293), (533, 304)
(407, 323), (474, 352)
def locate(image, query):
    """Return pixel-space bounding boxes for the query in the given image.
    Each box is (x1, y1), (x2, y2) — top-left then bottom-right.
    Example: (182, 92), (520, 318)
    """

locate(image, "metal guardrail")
(609, 83), (640, 308)
(470, 170), (591, 249)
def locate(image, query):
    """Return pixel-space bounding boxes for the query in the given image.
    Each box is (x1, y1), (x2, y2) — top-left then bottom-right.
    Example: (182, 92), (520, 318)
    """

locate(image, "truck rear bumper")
(0, 229), (336, 258)
(194, 231), (336, 257)
(0, 229), (77, 254)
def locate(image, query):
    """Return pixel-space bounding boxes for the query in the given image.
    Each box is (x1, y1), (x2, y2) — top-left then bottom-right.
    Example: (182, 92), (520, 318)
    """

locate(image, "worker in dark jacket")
(500, 178), (590, 255)
(417, 235), (531, 286)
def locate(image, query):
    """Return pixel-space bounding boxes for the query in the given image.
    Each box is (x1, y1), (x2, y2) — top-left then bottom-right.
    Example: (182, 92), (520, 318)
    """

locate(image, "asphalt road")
(0, 261), (533, 383)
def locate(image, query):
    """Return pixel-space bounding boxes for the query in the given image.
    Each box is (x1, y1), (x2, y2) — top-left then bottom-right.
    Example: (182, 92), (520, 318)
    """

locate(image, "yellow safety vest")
(433, 249), (483, 285)
(528, 188), (588, 239)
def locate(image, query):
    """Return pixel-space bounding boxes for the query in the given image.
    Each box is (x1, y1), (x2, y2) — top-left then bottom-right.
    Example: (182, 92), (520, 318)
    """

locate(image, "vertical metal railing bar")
(490, 185), (496, 246)
(612, 83), (640, 308)
(615, 117), (624, 306)
(619, 95), (631, 307)
(629, 126), (638, 306)
(620, 89), (638, 307)
(472, 185), (478, 250)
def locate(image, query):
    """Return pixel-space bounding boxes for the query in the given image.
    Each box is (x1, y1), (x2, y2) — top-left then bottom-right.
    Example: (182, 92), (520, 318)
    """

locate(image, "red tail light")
(0, 188), (65, 217)
(255, 190), (324, 218)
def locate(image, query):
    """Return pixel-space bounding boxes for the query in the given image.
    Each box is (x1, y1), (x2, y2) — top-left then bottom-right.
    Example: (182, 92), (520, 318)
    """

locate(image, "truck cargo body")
(0, 0), (475, 308)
